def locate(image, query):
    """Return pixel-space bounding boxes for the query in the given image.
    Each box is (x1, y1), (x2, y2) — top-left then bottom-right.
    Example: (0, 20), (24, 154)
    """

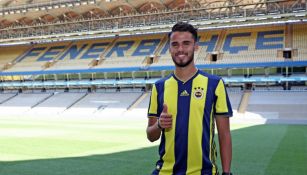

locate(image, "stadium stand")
(227, 91), (243, 112)
(2, 23), (307, 74)
(64, 92), (143, 116)
(195, 30), (221, 65)
(3, 42), (71, 72)
(130, 92), (150, 109)
(0, 46), (30, 71)
(0, 92), (53, 115)
(293, 23), (307, 61)
(47, 38), (115, 70)
(94, 34), (164, 69)
(28, 92), (88, 116)
(0, 92), (17, 104)
(247, 91), (307, 119)
(0, 0), (306, 123)
(199, 25), (291, 65)
(237, 91), (252, 113)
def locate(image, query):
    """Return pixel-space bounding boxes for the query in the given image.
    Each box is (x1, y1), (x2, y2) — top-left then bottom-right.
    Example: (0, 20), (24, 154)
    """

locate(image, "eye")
(183, 41), (191, 46)
(171, 42), (179, 47)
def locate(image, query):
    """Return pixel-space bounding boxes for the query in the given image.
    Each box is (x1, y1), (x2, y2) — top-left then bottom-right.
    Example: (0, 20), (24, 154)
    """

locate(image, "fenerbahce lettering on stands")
(17, 30), (283, 62)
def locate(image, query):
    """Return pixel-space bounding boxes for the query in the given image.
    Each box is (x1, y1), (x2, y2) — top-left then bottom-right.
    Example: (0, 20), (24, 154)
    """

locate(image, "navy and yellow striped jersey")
(148, 70), (233, 175)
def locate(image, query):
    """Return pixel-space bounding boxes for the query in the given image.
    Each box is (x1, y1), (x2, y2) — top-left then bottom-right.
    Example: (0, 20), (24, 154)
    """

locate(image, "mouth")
(175, 53), (187, 57)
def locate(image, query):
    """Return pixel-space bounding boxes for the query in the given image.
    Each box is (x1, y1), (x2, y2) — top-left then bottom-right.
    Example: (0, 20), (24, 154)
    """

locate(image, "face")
(169, 31), (198, 68)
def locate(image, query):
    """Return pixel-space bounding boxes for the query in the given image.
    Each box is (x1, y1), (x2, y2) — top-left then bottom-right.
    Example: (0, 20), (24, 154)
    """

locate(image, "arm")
(216, 115), (232, 173)
(146, 104), (172, 142)
(146, 117), (162, 142)
(147, 84), (162, 142)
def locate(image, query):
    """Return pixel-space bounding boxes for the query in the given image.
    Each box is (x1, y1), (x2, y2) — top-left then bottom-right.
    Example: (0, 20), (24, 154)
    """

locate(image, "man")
(146, 22), (233, 175)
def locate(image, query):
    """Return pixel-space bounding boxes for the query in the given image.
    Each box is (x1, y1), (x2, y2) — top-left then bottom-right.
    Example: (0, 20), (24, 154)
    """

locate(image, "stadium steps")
(31, 93), (55, 108)
(63, 93), (89, 112)
(95, 37), (119, 66)
(127, 92), (148, 111)
(1, 46), (33, 70)
(13, 45), (34, 63)
(196, 39), (208, 62)
(285, 23), (293, 48)
(142, 35), (168, 67)
(155, 35), (168, 56)
(215, 29), (227, 52)
(46, 41), (74, 69)
(0, 93), (18, 104)
(238, 91), (251, 113)
(198, 29), (226, 62)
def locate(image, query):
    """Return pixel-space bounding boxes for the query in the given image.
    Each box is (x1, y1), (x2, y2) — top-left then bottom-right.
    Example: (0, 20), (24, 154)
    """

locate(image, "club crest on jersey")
(193, 87), (204, 99)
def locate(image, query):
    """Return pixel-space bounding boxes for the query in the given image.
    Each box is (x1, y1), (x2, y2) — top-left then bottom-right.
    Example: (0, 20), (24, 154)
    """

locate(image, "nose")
(177, 44), (184, 52)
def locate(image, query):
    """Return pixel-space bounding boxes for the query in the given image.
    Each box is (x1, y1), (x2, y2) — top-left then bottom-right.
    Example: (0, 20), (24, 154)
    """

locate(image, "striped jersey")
(148, 70), (233, 175)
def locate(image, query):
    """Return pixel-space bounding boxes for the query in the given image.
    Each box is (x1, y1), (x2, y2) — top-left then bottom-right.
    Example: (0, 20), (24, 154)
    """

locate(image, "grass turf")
(0, 116), (306, 175)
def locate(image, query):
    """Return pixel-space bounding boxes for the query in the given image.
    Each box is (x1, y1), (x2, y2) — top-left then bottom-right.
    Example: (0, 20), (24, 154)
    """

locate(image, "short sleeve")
(147, 84), (159, 118)
(214, 79), (233, 117)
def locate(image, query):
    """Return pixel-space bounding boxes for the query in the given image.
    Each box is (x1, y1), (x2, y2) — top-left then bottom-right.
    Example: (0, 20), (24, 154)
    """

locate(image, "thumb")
(162, 104), (168, 113)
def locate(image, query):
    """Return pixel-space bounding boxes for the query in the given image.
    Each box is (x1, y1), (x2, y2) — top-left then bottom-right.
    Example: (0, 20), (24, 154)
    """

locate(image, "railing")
(1, 75), (307, 89)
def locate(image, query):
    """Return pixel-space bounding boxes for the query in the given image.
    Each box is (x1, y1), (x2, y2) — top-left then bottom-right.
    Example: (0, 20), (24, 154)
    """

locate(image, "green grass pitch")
(0, 116), (306, 175)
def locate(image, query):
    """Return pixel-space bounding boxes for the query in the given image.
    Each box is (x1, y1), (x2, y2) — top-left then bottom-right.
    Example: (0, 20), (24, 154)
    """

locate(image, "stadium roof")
(0, 0), (303, 27)
(0, 0), (306, 45)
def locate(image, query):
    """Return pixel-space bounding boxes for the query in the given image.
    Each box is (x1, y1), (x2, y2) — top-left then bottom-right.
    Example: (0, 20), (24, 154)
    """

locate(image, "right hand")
(158, 104), (172, 129)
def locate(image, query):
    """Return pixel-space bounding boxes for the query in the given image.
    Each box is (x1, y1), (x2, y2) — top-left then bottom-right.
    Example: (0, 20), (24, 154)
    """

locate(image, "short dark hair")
(168, 22), (198, 41)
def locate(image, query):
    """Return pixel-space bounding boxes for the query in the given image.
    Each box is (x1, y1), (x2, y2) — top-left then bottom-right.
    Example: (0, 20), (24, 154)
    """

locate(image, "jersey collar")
(172, 69), (199, 84)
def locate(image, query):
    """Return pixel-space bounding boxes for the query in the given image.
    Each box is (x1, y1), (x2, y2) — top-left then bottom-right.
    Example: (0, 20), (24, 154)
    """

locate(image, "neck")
(174, 63), (198, 83)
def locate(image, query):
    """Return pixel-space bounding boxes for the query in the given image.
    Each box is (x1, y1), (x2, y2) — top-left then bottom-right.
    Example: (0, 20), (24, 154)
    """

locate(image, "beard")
(172, 52), (194, 68)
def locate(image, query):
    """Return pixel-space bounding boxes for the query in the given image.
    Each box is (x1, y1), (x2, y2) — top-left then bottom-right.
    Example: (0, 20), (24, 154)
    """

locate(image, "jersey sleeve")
(147, 84), (159, 118)
(214, 79), (233, 117)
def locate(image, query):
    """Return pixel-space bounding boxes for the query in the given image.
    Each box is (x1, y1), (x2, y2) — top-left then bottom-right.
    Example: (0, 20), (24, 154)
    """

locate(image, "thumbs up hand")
(158, 104), (172, 129)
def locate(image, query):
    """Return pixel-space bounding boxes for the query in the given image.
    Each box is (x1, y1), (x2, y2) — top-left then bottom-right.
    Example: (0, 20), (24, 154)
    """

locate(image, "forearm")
(146, 120), (161, 142)
(219, 131), (232, 172)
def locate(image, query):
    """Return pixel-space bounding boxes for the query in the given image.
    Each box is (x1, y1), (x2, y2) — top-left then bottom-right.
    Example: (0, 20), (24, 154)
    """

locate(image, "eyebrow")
(170, 40), (193, 45)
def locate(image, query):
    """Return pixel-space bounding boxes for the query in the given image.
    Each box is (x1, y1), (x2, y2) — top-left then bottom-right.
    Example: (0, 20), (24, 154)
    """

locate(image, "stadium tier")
(217, 26), (284, 63)
(1, 23), (307, 75)
(1, 88), (307, 120)
(0, 46), (29, 70)
(0, 92), (53, 115)
(94, 34), (165, 69)
(0, 91), (144, 116)
(247, 91), (307, 119)
(293, 24), (307, 61)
